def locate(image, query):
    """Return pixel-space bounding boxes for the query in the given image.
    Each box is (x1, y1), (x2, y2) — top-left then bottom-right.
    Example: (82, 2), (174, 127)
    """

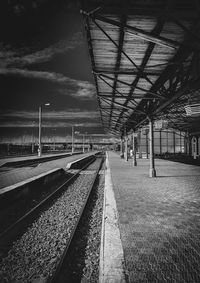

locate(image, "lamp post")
(38, 103), (50, 157)
(82, 134), (85, 153)
(52, 128), (56, 151)
(71, 126), (74, 154)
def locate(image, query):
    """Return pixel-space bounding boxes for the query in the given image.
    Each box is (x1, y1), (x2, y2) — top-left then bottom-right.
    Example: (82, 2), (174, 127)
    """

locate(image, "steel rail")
(49, 156), (104, 283)
(0, 155), (97, 254)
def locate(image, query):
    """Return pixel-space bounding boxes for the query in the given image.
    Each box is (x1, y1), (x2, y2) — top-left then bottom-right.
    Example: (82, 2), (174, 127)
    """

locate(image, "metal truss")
(81, 0), (200, 137)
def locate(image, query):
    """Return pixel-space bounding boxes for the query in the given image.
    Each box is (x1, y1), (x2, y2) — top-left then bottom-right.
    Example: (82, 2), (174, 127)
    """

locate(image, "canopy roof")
(80, 0), (200, 137)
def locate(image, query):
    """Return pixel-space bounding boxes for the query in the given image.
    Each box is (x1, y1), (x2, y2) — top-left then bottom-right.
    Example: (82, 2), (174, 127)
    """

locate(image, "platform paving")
(0, 152), (91, 189)
(0, 152), (73, 167)
(106, 151), (200, 283)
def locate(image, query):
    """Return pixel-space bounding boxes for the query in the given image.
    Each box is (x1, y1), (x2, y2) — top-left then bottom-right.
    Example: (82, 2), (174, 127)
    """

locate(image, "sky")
(0, 0), (106, 144)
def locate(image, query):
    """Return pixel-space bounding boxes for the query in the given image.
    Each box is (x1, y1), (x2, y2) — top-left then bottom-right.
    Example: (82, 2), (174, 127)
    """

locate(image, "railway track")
(0, 154), (104, 282)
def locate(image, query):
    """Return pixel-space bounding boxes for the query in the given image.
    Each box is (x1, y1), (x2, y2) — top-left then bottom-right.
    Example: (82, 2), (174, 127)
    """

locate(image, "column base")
(38, 150), (41, 157)
(132, 160), (137, 166)
(149, 168), (156, 178)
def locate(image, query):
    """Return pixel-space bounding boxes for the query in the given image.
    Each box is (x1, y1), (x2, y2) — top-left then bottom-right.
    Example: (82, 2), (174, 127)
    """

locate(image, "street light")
(74, 130), (80, 153)
(82, 134), (85, 153)
(72, 126), (79, 154)
(71, 126), (74, 154)
(38, 103), (50, 157)
(76, 132), (86, 153)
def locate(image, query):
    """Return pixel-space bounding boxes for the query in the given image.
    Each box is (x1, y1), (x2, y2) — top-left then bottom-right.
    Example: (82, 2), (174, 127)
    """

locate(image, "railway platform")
(0, 151), (78, 167)
(101, 151), (200, 283)
(0, 151), (91, 189)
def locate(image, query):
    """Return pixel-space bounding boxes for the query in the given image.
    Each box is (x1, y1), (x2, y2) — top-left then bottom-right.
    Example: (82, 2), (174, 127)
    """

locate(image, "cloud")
(0, 121), (102, 128)
(0, 68), (96, 100)
(0, 109), (102, 129)
(0, 32), (83, 68)
(0, 109), (100, 120)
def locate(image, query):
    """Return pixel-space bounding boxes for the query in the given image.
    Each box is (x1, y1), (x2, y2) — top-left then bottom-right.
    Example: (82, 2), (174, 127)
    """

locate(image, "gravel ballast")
(0, 171), (97, 282)
(56, 166), (105, 282)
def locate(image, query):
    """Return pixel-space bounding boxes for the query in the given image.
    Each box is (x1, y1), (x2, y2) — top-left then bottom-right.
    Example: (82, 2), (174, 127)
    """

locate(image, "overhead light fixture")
(184, 104), (200, 116)
(154, 120), (168, 129)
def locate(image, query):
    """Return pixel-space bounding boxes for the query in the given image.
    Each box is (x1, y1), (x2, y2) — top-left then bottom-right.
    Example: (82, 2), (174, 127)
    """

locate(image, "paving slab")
(0, 152), (92, 189)
(106, 151), (200, 283)
(0, 152), (75, 167)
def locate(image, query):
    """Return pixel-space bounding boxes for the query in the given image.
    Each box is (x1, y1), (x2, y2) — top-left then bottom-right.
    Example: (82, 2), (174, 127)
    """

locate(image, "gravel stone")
(0, 169), (97, 282)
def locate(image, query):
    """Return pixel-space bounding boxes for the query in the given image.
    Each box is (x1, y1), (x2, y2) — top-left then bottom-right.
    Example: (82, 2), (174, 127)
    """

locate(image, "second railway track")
(0, 153), (105, 283)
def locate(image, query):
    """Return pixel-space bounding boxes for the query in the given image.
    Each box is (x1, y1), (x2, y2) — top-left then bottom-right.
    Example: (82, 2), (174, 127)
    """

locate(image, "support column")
(185, 132), (190, 155)
(125, 136), (128, 161)
(159, 130), (162, 155)
(166, 130), (168, 153)
(149, 118), (156, 177)
(193, 137), (197, 159)
(120, 138), (124, 158)
(173, 131), (176, 155)
(184, 134), (187, 154)
(132, 131), (137, 166)
(146, 131), (149, 159)
(188, 135), (192, 156)
(180, 131), (182, 153)
(138, 129), (142, 158)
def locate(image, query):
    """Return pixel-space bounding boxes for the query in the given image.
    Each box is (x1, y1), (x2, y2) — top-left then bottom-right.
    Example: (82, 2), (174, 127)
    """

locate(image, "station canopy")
(80, 0), (200, 137)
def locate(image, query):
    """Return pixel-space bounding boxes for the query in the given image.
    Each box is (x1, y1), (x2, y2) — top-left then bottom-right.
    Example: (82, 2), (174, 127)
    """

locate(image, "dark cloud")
(0, 0), (105, 143)
(0, 0), (81, 47)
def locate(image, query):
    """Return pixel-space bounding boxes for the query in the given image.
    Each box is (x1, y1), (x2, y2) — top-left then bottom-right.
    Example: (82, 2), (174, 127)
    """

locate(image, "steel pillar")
(149, 118), (156, 177)
(159, 130), (162, 155)
(120, 138), (124, 158)
(146, 132), (149, 159)
(173, 131), (176, 155)
(138, 129), (142, 158)
(125, 136), (128, 161)
(188, 135), (192, 156)
(184, 135), (187, 154)
(192, 137), (197, 159)
(180, 131), (182, 152)
(166, 131), (168, 153)
(132, 131), (137, 166)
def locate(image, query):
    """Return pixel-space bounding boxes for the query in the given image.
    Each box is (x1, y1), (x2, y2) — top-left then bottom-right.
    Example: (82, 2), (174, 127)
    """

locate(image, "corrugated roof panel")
(81, 0), (200, 135)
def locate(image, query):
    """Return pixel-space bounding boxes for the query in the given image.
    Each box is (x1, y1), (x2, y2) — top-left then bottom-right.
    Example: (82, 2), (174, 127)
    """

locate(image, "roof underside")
(80, 0), (200, 137)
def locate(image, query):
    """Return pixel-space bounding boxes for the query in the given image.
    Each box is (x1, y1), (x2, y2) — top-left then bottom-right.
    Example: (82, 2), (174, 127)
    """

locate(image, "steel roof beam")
(96, 73), (138, 107)
(154, 78), (200, 115)
(93, 19), (155, 87)
(83, 14), (104, 127)
(99, 73), (166, 100)
(134, 78), (200, 130)
(109, 13), (127, 127)
(116, 17), (166, 130)
(98, 94), (160, 100)
(100, 96), (139, 112)
(94, 69), (161, 76)
(93, 14), (180, 50)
